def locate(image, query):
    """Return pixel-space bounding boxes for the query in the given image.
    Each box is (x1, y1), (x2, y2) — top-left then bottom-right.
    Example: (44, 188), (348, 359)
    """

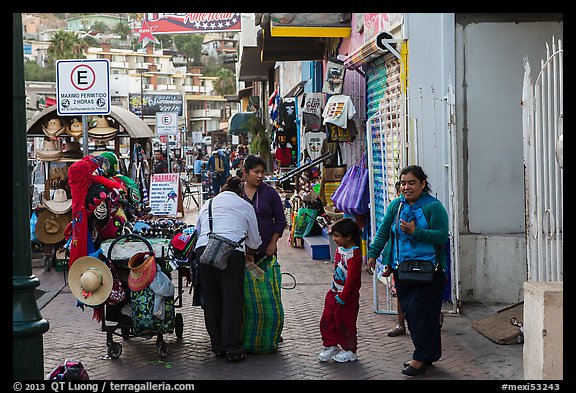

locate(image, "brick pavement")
(34, 206), (524, 381)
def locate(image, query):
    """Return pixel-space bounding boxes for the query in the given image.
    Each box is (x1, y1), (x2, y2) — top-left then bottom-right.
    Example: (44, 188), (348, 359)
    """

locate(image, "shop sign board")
(56, 59), (110, 116)
(156, 112), (179, 136)
(149, 173), (180, 216)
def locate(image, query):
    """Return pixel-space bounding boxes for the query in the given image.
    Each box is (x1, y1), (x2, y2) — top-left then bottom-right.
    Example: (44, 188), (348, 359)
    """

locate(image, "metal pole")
(140, 72), (144, 121)
(13, 13), (50, 380)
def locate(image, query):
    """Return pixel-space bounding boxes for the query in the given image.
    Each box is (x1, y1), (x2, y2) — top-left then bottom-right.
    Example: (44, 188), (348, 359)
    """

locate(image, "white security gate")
(522, 37), (563, 282)
(367, 82), (460, 315)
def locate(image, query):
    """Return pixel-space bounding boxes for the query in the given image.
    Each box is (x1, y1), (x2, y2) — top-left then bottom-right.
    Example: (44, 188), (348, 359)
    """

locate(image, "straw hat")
(127, 251), (157, 291)
(62, 141), (83, 160)
(42, 189), (72, 214)
(67, 118), (83, 138)
(35, 209), (71, 244)
(36, 140), (63, 161)
(69, 256), (113, 306)
(42, 118), (67, 138)
(324, 204), (344, 220)
(88, 117), (118, 141)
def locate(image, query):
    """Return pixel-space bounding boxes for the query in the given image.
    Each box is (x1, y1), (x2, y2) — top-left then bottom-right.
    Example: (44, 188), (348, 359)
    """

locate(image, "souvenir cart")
(98, 220), (197, 359)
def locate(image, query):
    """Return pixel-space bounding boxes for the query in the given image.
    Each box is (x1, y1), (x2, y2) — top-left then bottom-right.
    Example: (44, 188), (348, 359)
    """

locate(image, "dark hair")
(220, 176), (243, 196)
(243, 154), (266, 172)
(400, 165), (431, 193)
(331, 218), (361, 247)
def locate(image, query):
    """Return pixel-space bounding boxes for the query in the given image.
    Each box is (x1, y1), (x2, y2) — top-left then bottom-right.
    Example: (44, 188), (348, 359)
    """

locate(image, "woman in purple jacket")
(241, 154), (287, 264)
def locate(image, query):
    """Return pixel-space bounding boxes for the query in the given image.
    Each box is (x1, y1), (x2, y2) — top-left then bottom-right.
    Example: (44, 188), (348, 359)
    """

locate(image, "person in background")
(366, 165), (449, 377)
(207, 145), (230, 196)
(153, 150), (169, 174)
(318, 218), (362, 363)
(194, 153), (204, 183)
(194, 176), (262, 363)
(382, 180), (407, 338)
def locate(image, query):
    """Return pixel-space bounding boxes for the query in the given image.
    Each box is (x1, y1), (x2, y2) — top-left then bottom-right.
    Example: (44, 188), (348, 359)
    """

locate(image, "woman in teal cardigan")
(367, 165), (449, 377)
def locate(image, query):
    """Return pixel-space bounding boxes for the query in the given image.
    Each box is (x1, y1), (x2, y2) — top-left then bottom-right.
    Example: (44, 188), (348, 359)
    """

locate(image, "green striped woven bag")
(242, 255), (284, 353)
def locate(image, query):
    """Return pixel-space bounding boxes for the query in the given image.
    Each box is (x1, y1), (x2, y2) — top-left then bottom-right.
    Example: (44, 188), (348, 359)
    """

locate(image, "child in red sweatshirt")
(318, 218), (362, 363)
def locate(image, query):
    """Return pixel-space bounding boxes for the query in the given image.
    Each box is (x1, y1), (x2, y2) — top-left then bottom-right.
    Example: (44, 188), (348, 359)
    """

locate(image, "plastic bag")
(149, 264), (175, 320)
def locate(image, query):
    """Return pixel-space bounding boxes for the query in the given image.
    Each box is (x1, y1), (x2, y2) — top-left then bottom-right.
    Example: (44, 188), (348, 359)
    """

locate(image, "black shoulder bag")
(395, 201), (436, 284)
(198, 199), (246, 270)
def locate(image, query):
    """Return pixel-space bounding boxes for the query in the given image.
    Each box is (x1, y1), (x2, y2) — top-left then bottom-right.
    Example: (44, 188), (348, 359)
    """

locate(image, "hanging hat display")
(35, 209), (72, 244)
(36, 140), (63, 161)
(67, 118), (83, 138)
(62, 141), (83, 160)
(127, 251), (157, 291)
(42, 118), (67, 138)
(88, 117), (118, 142)
(42, 189), (72, 214)
(68, 256), (113, 306)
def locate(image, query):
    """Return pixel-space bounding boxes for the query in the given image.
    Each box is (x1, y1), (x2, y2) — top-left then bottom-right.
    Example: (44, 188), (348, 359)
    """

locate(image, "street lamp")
(136, 67), (147, 121)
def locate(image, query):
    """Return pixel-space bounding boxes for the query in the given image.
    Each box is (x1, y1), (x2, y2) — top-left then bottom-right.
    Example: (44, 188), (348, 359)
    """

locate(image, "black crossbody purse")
(395, 201), (436, 284)
(198, 199), (245, 270)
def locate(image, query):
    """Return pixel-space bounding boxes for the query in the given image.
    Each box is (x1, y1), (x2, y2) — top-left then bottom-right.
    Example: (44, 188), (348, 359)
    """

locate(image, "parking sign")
(56, 59), (110, 116)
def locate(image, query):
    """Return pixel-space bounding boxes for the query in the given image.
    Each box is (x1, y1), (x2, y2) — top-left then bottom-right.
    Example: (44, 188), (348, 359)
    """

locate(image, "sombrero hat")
(67, 118), (83, 138)
(127, 251), (157, 291)
(62, 141), (83, 160)
(88, 117), (118, 141)
(42, 118), (67, 138)
(35, 209), (71, 244)
(69, 256), (113, 306)
(36, 140), (63, 161)
(42, 189), (72, 214)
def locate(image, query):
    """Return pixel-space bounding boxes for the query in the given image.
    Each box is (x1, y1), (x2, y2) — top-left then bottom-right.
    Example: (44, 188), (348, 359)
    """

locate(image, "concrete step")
(303, 235), (331, 260)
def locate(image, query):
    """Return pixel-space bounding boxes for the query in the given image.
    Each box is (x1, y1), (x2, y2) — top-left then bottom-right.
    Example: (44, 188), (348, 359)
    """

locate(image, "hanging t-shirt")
(275, 147), (292, 167)
(300, 93), (325, 131)
(322, 94), (356, 129)
(280, 98), (297, 130)
(304, 131), (327, 161)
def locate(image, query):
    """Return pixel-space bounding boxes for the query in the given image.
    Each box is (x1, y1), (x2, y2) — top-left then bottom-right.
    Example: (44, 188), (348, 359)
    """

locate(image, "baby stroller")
(101, 233), (184, 359)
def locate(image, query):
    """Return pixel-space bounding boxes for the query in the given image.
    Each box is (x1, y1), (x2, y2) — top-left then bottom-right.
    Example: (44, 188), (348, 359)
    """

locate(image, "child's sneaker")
(318, 346), (340, 362)
(332, 350), (358, 363)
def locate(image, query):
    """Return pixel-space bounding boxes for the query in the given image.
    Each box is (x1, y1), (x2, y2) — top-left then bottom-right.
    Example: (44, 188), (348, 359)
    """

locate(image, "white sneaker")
(318, 346), (340, 362)
(332, 350), (358, 363)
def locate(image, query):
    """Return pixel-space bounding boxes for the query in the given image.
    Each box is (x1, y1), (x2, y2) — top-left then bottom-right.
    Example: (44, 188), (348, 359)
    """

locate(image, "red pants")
(319, 291), (359, 352)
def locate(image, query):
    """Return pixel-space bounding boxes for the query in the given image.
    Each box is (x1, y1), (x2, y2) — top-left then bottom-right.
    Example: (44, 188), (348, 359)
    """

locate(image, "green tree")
(173, 34), (204, 66)
(90, 21), (108, 35)
(24, 60), (55, 82)
(113, 21), (132, 40)
(47, 30), (88, 62)
(213, 68), (236, 96)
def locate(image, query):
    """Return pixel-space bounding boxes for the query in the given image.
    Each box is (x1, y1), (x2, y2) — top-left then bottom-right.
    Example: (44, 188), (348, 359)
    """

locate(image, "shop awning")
(26, 105), (155, 139)
(257, 29), (326, 62)
(238, 46), (275, 82)
(228, 112), (257, 135)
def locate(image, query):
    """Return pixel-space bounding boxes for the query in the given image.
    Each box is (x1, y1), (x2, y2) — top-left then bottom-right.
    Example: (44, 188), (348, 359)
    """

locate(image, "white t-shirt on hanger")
(322, 95), (356, 129)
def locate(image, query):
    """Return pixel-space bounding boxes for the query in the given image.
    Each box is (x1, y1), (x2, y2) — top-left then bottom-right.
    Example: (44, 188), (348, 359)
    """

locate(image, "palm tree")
(214, 68), (236, 96)
(113, 21), (132, 41)
(47, 30), (88, 62)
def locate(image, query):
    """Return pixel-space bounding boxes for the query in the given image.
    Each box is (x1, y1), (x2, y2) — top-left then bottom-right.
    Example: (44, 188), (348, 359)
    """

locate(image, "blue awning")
(228, 111), (258, 135)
